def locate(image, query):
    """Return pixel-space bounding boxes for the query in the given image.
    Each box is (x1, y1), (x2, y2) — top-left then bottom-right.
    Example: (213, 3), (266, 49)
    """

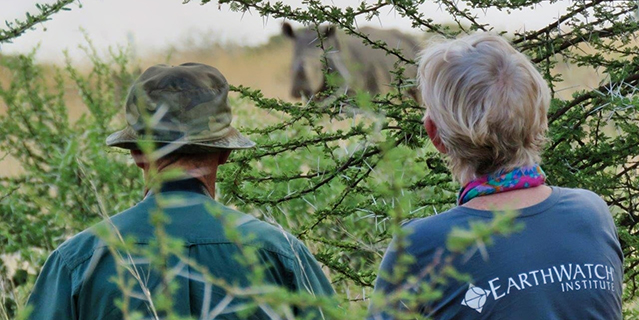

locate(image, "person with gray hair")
(368, 33), (623, 319)
(26, 63), (334, 319)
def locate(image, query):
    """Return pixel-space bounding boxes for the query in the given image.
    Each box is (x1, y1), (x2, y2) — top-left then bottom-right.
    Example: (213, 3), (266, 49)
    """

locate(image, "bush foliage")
(1, 0), (639, 319)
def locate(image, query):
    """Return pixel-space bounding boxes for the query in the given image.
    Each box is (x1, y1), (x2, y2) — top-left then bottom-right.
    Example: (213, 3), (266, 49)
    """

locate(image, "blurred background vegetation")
(1, 0), (639, 318)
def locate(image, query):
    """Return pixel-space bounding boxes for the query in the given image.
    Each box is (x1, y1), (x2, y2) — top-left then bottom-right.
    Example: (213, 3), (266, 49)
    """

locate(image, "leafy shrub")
(1, 0), (639, 318)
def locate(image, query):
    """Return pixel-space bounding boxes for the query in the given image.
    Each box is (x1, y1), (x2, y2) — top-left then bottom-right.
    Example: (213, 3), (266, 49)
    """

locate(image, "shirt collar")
(145, 177), (212, 199)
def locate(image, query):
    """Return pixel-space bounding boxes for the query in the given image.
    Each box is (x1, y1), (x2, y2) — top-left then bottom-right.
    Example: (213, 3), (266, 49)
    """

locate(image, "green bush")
(1, 0), (639, 318)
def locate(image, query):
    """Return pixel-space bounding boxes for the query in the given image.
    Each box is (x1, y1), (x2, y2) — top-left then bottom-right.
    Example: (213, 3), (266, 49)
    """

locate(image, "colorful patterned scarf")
(457, 165), (546, 205)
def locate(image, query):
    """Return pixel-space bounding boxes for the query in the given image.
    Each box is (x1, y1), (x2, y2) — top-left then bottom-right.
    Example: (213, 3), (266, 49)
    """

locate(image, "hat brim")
(106, 126), (256, 153)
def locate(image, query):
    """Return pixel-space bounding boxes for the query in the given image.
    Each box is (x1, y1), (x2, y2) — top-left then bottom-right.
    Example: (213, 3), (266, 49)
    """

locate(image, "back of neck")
(462, 185), (552, 211)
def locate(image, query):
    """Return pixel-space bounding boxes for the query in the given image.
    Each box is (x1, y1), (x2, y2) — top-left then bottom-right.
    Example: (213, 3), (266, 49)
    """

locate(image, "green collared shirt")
(27, 178), (334, 319)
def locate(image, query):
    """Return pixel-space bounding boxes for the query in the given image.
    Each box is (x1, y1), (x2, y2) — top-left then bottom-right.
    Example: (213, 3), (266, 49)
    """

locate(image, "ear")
(424, 115), (447, 154)
(130, 149), (149, 169)
(282, 22), (295, 39)
(218, 149), (232, 165)
(323, 25), (336, 38)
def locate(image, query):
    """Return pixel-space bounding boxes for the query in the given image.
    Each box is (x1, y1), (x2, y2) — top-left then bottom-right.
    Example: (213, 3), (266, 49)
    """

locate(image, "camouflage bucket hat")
(106, 62), (255, 153)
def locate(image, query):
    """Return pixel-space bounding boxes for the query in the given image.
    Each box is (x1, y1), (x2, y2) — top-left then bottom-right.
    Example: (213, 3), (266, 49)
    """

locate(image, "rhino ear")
(323, 25), (336, 38)
(282, 22), (295, 39)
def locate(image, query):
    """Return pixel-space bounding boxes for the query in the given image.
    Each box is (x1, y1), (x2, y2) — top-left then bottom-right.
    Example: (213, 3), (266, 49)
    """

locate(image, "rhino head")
(282, 22), (339, 99)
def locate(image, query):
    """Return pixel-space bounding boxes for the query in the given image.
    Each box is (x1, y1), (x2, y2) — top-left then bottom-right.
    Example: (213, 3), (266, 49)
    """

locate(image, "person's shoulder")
(394, 207), (470, 252)
(549, 186), (617, 234)
(53, 201), (152, 272)
(54, 226), (105, 272)
(553, 186), (609, 211)
(221, 207), (307, 260)
(555, 186), (600, 198)
(402, 207), (469, 236)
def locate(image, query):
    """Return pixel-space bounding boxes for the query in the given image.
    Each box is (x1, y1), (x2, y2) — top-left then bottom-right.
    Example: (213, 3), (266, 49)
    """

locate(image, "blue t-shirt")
(369, 187), (623, 320)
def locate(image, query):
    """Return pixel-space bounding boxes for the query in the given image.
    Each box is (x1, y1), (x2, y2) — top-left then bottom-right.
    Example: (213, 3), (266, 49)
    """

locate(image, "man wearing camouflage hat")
(27, 63), (334, 319)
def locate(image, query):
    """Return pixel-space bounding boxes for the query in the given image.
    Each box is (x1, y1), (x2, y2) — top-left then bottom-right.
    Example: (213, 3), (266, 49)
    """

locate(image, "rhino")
(282, 22), (419, 100)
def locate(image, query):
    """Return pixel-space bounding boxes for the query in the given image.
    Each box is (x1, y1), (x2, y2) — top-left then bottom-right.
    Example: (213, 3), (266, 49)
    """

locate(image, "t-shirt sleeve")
(26, 250), (76, 320)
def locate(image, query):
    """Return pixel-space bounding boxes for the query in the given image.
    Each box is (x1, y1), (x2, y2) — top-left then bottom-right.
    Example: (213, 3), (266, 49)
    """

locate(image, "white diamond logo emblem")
(461, 283), (490, 313)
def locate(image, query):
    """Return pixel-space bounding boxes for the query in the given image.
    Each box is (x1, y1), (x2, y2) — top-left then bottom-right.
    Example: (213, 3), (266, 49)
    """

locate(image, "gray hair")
(417, 32), (550, 183)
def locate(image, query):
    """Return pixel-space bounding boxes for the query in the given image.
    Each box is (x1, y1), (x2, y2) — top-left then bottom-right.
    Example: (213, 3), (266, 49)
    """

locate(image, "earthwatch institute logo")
(460, 263), (617, 313)
(461, 284), (490, 313)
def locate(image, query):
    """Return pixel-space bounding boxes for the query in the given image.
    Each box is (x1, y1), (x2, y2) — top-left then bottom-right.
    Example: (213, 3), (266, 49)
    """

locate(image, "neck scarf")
(457, 165), (546, 205)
